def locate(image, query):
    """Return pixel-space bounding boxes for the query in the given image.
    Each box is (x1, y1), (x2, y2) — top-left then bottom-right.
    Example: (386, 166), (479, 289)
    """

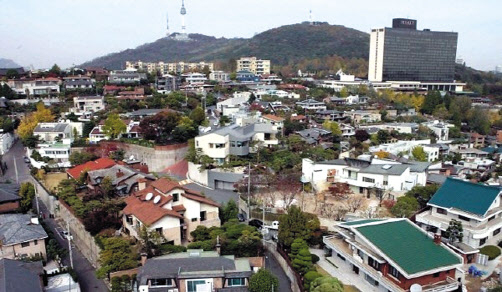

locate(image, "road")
(0, 139), (31, 183)
(1, 140), (108, 292)
(265, 249), (292, 292)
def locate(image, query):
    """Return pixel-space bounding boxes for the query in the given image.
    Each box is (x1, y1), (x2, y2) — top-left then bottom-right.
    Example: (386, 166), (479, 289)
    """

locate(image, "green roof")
(340, 219), (382, 226)
(355, 220), (461, 275)
(428, 177), (501, 216)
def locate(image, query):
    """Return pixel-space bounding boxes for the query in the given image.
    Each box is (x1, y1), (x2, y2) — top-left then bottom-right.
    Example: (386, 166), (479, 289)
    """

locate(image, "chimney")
(30, 217), (39, 225)
(434, 233), (441, 245)
(116, 169), (124, 178)
(140, 253), (148, 266)
(216, 235), (221, 255)
(138, 179), (147, 191)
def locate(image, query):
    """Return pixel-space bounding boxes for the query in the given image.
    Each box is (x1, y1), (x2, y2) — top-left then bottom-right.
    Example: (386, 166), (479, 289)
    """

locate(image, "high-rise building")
(236, 57), (271, 75)
(368, 18), (458, 82)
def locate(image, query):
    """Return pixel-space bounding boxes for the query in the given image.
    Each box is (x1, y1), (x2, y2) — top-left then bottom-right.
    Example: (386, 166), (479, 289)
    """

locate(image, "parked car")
(248, 219), (263, 230)
(23, 156), (30, 163)
(264, 220), (279, 230)
(61, 230), (73, 240)
(237, 213), (246, 222)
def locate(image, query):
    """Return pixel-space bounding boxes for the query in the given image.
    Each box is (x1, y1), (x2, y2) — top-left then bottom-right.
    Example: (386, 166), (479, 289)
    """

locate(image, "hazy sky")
(1, 0), (501, 71)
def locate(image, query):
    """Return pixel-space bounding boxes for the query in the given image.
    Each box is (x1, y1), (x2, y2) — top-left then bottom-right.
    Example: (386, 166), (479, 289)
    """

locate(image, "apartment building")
(296, 99), (327, 111)
(137, 250), (251, 292)
(209, 71), (230, 82)
(236, 57), (271, 75)
(126, 61), (214, 75)
(156, 74), (181, 93)
(123, 178), (220, 244)
(344, 110), (382, 124)
(33, 123), (73, 143)
(108, 69), (147, 84)
(71, 96), (105, 116)
(195, 123), (278, 164)
(63, 75), (95, 90)
(7, 77), (61, 96)
(416, 178), (502, 254)
(324, 218), (463, 292)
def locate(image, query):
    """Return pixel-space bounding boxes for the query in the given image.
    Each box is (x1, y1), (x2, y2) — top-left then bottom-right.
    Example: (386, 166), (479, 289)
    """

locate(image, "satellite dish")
(410, 284), (422, 292)
(145, 193), (153, 201)
(153, 195), (161, 204)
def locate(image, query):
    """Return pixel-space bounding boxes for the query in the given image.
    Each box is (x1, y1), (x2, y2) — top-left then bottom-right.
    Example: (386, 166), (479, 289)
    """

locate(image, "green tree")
(432, 104), (450, 120)
(220, 199), (239, 224)
(139, 225), (164, 257)
(189, 106), (206, 126)
(18, 182), (35, 213)
(96, 237), (137, 278)
(304, 271), (323, 290)
(376, 130), (390, 144)
(190, 225), (211, 241)
(445, 219), (463, 243)
(391, 196), (419, 218)
(468, 107), (491, 135)
(405, 184), (439, 209)
(292, 248), (313, 275)
(339, 87), (349, 98)
(421, 90), (442, 115)
(279, 206), (319, 249)
(412, 146), (428, 162)
(102, 113), (126, 139)
(100, 177), (115, 199)
(449, 96), (472, 126)
(5, 69), (19, 79)
(249, 269), (279, 292)
(69, 151), (96, 166)
(310, 276), (344, 292)
(322, 120), (342, 137)
(289, 238), (309, 261)
(49, 64), (62, 75)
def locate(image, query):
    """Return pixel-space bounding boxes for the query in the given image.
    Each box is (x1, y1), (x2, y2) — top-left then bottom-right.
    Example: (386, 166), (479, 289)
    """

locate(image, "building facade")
(125, 61), (214, 75)
(369, 18), (458, 82)
(236, 57), (271, 75)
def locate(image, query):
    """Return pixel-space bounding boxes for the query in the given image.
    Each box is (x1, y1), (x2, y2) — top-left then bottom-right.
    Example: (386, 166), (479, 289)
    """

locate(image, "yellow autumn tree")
(18, 102), (54, 140)
(375, 150), (390, 159)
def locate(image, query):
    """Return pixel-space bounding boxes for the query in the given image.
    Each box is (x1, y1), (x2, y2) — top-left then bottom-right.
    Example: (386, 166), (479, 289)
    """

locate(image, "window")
(488, 215), (496, 222)
(362, 177), (375, 183)
(389, 265), (401, 279)
(228, 278), (245, 287)
(383, 181), (388, 186)
(191, 218), (198, 222)
(187, 280), (208, 292)
(368, 257), (380, 270)
(34, 240), (38, 245)
(365, 274), (379, 286)
(458, 215), (471, 222)
(337, 253), (346, 261)
(21, 242), (30, 248)
(433, 272), (440, 278)
(150, 278), (173, 287)
(480, 237), (487, 246)
(156, 227), (163, 234)
(200, 211), (207, 222)
(494, 228), (501, 236)
(436, 208), (447, 215)
(126, 216), (133, 225)
(173, 193), (179, 202)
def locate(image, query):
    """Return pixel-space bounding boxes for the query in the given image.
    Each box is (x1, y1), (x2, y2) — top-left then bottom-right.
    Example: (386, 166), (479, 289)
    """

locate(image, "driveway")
(265, 248), (292, 292)
(183, 182), (240, 204)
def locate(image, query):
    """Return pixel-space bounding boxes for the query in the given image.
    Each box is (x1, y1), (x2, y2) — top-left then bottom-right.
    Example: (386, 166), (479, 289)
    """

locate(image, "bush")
(159, 244), (187, 254)
(480, 245), (501, 260)
(311, 254), (320, 264)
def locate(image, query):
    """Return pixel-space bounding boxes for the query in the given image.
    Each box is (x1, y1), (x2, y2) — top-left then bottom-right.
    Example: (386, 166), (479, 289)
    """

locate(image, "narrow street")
(265, 249), (292, 292)
(1, 140), (108, 291)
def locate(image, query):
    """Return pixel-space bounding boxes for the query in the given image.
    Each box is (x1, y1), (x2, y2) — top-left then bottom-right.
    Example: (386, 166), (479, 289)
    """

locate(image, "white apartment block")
(209, 71), (230, 82)
(125, 61), (214, 75)
(71, 96), (105, 116)
(236, 57), (271, 75)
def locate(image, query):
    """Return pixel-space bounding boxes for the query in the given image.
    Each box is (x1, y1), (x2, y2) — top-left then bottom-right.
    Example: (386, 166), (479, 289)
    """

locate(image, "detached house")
(137, 250), (251, 292)
(33, 123), (73, 143)
(416, 178), (502, 260)
(195, 123), (278, 164)
(0, 214), (48, 260)
(87, 164), (155, 196)
(324, 219), (463, 292)
(123, 178), (220, 244)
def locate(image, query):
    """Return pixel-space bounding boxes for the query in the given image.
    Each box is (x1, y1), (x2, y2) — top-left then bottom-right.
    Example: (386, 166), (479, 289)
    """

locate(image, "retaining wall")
(263, 240), (302, 292)
(99, 141), (188, 172)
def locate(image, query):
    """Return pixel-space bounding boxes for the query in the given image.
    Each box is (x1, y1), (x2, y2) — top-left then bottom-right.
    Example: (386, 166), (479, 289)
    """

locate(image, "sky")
(1, 0), (501, 71)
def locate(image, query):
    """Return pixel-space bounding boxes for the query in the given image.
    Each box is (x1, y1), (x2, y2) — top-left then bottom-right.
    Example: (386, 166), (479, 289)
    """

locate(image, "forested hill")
(80, 22), (370, 75)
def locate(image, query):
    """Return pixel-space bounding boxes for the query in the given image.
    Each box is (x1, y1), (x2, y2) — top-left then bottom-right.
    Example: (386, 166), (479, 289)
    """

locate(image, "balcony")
(323, 235), (459, 292)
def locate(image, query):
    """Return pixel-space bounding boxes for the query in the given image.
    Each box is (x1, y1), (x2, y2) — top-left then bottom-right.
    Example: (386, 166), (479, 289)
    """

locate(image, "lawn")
(42, 172), (67, 192)
(315, 265), (360, 292)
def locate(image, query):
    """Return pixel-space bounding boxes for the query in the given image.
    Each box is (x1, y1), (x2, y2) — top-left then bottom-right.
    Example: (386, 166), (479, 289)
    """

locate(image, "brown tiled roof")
(151, 178), (182, 194)
(182, 189), (220, 207)
(123, 196), (182, 225)
(290, 115), (306, 121)
(134, 186), (172, 207)
(67, 157), (116, 179)
(172, 204), (186, 212)
(262, 114), (284, 122)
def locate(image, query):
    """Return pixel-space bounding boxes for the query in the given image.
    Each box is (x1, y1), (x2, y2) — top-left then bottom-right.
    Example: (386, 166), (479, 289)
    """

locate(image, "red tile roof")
(162, 160), (188, 178)
(290, 115), (306, 121)
(172, 204), (186, 212)
(123, 196), (182, 225)
(262, 114), (285, 122)
(133, 186), (172, 207)
(182, 189), (220, 207)
(150, 178), (182, 194)
(67, 157), (116, 179)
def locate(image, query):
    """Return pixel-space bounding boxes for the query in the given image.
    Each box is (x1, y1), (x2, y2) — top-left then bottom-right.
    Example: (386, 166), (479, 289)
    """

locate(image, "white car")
(61, 230), (73, 240)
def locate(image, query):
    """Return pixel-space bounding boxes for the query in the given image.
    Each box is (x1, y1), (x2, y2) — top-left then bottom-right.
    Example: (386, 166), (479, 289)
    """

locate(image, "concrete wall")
(100, 141), (188, 172)
(262, 240), (301, 292)
(188, 162), (244, 189)
(32, 176), (58, 215)
(55, 201), (102, 268)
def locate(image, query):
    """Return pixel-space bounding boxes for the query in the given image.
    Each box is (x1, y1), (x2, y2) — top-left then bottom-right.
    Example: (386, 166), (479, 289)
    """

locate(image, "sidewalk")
(310, 248), (375, 292)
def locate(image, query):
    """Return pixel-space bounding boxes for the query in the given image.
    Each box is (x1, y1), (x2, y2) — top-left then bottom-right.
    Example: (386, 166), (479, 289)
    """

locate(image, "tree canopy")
(249, 269), (279, 292)
(102, 113), (126, 139)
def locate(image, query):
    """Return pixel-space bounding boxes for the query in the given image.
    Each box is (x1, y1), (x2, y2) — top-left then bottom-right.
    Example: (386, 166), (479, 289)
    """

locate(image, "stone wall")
(263, 240), (302, 292)
(55, 200), (102, 268)
(32, 176), (58, 215)
(99, 142), (188, 172)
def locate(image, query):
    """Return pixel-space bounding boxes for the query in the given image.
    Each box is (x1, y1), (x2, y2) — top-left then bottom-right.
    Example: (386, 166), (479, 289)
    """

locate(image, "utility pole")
(67, 221), (74, 269)
(34, 184), (40, 216)
(13, 157), (18, 184)
(247, 162), (251, 221)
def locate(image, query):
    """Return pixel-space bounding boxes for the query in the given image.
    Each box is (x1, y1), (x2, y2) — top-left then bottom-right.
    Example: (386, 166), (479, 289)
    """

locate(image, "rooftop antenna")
(166, 12), (170, 36)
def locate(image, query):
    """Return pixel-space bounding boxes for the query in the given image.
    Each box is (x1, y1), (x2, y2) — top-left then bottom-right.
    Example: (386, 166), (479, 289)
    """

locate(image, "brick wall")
(0, 201), (19, 213)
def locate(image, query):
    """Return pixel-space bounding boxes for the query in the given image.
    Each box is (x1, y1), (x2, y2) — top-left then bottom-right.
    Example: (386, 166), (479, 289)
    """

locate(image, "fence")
(263, 240), (304, 292)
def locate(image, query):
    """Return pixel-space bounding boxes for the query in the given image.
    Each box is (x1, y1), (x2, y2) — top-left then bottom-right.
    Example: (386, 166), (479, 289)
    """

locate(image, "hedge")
(480, 245), (501, 260)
